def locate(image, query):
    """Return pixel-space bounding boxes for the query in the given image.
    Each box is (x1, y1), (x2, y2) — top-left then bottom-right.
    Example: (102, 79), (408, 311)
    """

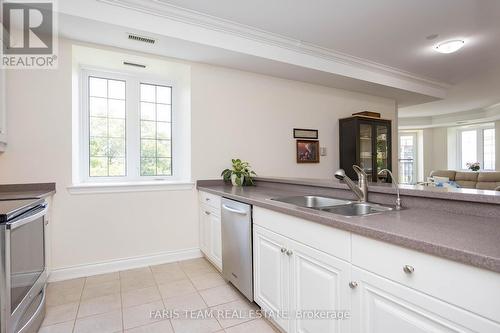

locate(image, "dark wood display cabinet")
(339, 116), (392, 183)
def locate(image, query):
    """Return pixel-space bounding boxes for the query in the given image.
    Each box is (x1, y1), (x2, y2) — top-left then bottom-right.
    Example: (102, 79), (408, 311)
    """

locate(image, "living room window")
(457, 125), (495, 171)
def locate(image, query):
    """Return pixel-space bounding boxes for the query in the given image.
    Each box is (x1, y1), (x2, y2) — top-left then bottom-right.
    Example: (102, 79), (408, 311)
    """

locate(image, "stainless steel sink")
(271, 195), (351, 209)
(320, 202), (394, 217)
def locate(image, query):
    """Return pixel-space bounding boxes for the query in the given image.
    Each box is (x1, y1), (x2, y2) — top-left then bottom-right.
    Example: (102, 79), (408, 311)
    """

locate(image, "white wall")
(0, 39), (396, 275)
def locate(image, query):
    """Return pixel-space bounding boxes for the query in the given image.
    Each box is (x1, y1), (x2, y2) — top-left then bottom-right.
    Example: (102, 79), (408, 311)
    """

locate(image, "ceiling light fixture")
(434, 39), (465, 54)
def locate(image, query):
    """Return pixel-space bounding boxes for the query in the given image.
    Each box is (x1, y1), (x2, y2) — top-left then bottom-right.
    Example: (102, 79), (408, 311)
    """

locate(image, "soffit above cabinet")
(58, 0), (452, 106)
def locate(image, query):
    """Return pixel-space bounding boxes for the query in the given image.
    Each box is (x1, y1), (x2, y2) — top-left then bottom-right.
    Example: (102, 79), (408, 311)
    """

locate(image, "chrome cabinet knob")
(281, 248), (287, 253)
(286, 250), (293, 256)
(403, 265), (415, 274)
(204, 211), (211, 215)
(349, 281), (358, 289)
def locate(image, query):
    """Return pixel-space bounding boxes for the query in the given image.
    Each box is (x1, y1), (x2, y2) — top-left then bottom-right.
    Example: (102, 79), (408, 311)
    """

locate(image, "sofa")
(430, 170), (500, 191)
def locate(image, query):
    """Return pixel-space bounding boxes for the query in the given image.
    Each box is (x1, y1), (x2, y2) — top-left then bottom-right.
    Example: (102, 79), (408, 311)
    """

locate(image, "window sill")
(67, 181), (194, 194)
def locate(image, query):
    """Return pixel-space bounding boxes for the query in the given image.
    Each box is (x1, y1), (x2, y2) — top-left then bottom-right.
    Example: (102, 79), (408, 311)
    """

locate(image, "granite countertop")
(197, 181), (500, 274)
(0, 183), (56, 200)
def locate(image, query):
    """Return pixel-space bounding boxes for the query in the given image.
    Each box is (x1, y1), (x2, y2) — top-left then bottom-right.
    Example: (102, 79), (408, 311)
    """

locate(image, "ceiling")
(158, 0), (500, 84)
(57, 0), (500, 116)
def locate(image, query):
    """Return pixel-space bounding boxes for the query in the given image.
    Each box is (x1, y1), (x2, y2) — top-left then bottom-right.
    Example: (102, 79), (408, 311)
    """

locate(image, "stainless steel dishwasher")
(221, 198), (253, 301)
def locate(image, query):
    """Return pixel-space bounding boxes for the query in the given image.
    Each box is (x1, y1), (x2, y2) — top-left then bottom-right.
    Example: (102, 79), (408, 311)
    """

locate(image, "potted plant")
(466, 162), (480, 172)
(221, 159), (257, 186)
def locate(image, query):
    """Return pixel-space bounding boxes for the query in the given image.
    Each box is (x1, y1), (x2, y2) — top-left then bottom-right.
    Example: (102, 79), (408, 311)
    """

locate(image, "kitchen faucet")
(378, 169), (402, 210)
(334, 165), (368, 202)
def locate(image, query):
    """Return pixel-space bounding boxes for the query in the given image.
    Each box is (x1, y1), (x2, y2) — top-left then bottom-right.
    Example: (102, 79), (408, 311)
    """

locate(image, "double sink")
(271, 195), (394, 217)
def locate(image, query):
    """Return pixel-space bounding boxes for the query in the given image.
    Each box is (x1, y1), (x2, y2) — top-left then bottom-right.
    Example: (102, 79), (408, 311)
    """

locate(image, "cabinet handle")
(403, 265), (415, 274)
(286, 250), (293, 256)
(349, 281), (358, 289)
(280, 248), (287, 254)
(205, 198), (210, 201)
(204, 211), (211, 215)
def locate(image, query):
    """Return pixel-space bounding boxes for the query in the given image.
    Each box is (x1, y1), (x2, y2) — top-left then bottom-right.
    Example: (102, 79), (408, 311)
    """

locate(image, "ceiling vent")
(128, 33), (156, 45)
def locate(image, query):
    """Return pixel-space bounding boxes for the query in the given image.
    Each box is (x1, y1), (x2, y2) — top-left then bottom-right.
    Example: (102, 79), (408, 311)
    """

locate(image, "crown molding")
(97, 0), (450, 92)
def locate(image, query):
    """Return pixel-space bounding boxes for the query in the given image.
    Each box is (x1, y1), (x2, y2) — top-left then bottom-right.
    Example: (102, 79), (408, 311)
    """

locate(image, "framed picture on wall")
(296, 140), (319, 163)
(293, 128), (318, 139)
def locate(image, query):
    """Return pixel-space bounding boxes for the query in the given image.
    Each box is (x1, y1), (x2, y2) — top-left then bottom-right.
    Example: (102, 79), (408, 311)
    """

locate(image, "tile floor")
(39, 258), (280, 333)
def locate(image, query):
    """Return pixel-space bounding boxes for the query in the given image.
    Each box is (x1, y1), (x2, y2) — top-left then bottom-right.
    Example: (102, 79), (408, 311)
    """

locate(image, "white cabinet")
(0, 69), (6, 151)
(209, 213), (222, 266)
(253, 224), (351, 333)
(253, 207), (500, 333)
(289, 238), (351, 333)
(198, 191), (222, 270)
(199, 208), (210, 255)
(351, 267), (500, 333)
(253, 225), (290, 331)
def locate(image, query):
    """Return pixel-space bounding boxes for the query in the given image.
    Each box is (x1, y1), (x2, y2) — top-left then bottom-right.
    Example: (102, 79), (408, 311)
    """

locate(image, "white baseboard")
(48, 247), (202, 282)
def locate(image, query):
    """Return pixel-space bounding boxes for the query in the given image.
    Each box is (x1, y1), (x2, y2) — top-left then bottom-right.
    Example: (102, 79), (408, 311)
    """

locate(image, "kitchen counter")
(0, 183), (56, 200)
(197, 179), (500, 273)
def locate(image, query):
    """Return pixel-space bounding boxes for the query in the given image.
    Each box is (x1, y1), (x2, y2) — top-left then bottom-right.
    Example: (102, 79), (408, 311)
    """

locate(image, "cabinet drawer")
(199, 191), (221, 212)
(200, 203), (220, 217)
(352, 234), (500, 323)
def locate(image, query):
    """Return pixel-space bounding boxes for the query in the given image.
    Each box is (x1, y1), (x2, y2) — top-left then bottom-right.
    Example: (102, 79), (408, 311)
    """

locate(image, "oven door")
(5, 204), (48, 332)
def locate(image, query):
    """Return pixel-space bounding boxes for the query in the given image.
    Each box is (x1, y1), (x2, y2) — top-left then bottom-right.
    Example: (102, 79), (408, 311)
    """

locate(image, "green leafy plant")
(221, 159), (257, 186)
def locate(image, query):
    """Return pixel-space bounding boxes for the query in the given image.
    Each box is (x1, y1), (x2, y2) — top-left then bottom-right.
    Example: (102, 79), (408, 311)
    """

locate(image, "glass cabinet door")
(376, 125), (389, 182)
(359, 124), (373, 181)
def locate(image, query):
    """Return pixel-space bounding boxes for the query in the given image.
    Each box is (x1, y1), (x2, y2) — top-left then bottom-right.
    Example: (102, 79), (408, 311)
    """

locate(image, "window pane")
(108, 138), (125, 157)
(157, 140), (171, 158)
(90, 137), (108, 156)
(108, 119), (125, 138)
(139, 83), (173, 177)
(484, 129), (495, 170)
(157, 122), (171, 140)
(88, 77), (127, 178)
(157, 104), (171, 122)
(89, 77), (107, 97)
(157, 158), (172, 175)
(108, 99), (125, 119)
(90, 117), (107, 137)
(141, 139), (156, 157)
(90, 157), (108, 177)
(90, 97), (107, 117)
(156, 86), (171, 104)
(141, 158), (156, 176)
(109, 157), (126, 176)
(461, 130), (477, 169)
(108, 80), (125, 99)
(140, 102), (155, 121)
(140, 84), (155, 102)
(141, 121), (156, 139)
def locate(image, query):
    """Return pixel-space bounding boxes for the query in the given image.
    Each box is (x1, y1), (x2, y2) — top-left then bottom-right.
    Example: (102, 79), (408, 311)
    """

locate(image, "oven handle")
(17, 288), (46, 333)
(7, 205), (48, 230)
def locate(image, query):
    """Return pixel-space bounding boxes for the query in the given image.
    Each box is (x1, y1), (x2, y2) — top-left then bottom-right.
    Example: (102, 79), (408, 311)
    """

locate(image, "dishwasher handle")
(222, 204), (248, 215)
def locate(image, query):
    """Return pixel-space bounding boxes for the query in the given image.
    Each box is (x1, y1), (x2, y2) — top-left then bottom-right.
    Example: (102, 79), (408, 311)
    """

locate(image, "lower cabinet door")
(351, 267), (500, 333)
(253, 225), (290, 332)
(209, 213), (222, 269)
(289, 239), (351, 333)
(199, 207), (211, 255)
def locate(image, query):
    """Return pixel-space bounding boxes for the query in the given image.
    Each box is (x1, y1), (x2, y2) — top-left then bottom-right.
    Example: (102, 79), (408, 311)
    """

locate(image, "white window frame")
(456, 125), (495, 171)
(79, 67), (184, 184)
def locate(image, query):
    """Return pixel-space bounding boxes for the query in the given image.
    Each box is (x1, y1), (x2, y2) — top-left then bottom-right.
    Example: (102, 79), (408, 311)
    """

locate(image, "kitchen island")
(197, 177), (500, 333)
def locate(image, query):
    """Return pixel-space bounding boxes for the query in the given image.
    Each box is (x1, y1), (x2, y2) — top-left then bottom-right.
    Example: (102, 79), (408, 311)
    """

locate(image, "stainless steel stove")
(0, 198), (48, 333)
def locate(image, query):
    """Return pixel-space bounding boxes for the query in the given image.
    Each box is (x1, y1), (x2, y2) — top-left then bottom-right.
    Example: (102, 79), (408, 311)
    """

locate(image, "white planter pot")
(231, 174), (245, 186)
